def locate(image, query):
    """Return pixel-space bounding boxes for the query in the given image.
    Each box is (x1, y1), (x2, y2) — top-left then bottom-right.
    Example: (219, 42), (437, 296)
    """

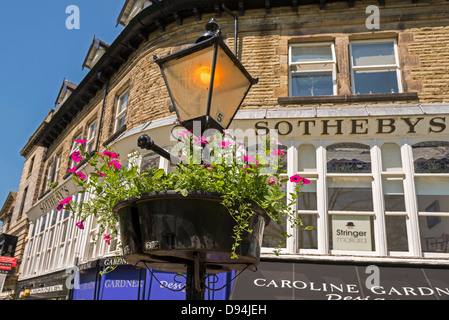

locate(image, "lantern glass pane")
(209, 46), (252, 129)
(162, 45), (215, 123)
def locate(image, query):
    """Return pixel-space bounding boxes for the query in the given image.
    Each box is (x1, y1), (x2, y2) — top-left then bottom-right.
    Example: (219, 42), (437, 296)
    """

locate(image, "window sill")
(278, 92), (418, 105)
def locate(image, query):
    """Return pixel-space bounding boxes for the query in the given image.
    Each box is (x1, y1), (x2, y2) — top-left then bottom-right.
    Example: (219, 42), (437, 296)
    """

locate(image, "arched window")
(413, 141), (449, 173)
(326, 142), (371, 173)
(413, 141), (449, 254)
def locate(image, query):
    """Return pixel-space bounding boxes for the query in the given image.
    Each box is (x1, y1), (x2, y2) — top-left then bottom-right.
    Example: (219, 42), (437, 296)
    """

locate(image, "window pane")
(382, 177), (406, 211)
(328, 177), (373, 211)
(298, 214), (317, 249)
(351, 42), (396, 67)
(116, 114), (126, 129)
(327, 143), (371, 173)
(262, 215), (286, 248)
(118, 93), (129, 113)
(353, 70), (399, 94)
(40, 214), (47, 233)
(298, 180), (317, 211)
(280, 146), (288, 172)
(291, 45), (333, 63)
(63, 209), (70, 220)
(291, 72), (333, 96)
(51, 210), (58, 227)
(141, 151), (160, 172)
(381, 143), (402, 172)
(298, 144), (316, 172)
(413, 141), (449, 173)
(291, 63), (333, 72)
(415, 177), (449, 212)
(386, 215), (408, 252)
(330, 215), (375, 251)
(419, 216), (449, 253)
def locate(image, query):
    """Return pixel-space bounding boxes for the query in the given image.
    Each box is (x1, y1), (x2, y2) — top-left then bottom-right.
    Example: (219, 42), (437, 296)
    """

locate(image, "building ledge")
(102, 125), (127, 147)
(261, 252), (449, 267)
(278, 92), (419, 105)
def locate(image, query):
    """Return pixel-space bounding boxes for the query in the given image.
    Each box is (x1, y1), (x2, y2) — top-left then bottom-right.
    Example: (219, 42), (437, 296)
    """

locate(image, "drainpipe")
(221, 4), (238, 58)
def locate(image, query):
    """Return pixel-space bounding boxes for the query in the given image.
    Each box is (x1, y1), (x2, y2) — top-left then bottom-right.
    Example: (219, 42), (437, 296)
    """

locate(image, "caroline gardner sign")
(230, 261), (449, 300)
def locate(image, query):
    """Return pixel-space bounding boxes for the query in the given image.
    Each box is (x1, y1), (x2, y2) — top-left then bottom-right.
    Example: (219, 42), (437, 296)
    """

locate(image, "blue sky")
(0, 1), (126, 225)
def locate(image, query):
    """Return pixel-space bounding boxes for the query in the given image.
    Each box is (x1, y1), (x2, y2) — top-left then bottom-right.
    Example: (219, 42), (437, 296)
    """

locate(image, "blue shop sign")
(73, 263), (234, 300)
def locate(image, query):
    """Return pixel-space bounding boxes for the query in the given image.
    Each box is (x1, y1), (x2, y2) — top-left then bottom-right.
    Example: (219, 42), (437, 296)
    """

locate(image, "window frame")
(288, 42), (337, 97)
(86, 119), (97, 153)
(69, 133), (82, 169)
(114, 89), (129, 133)
(411, 140), (449, 258)
(27, 156), (35, 177)
(349, 38), (402, 95)
(263, 137), (449, 259)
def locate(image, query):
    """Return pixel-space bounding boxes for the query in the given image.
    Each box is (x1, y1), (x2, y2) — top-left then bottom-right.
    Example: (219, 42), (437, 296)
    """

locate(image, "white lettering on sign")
(253, 277), (449, 300)
(30, 284), (64, 295)
(104, 280), (144, 288)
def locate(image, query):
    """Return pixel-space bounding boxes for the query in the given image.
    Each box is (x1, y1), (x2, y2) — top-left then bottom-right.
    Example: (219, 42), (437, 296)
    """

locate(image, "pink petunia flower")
(76, 171), (87, 180)
(243, 155), (256, 163)
(71, 151), (83, 163)
(178, 130), (191, 137)
(289, 175), (303, 183)
(103, 151), (118, 159)
(57, 197), (72, 211)
(60, 197), (73, 205)
(107, 160), (122, 170)
(268, 177), (276, 185)
(302, 178), (311, 184)
(96, 171), (106, 177)
(194, 136), (208, 145)
(67, 166), (77, 173)
(104, 234), (111, 245)
(221, 141), (232, 148)
(76, 220), (85, 230)
(270, 149), (285, 157)
(75, 139), (88, 144)
(205, 164), (213, 169)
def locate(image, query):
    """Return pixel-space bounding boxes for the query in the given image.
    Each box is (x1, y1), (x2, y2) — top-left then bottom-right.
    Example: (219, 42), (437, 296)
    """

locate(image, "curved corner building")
(1, 0), (448, 300)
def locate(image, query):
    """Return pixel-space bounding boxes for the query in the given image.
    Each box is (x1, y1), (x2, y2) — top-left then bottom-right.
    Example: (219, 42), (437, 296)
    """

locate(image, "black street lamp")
(137, 19), (259, 300)
(153, 18), (258, 134)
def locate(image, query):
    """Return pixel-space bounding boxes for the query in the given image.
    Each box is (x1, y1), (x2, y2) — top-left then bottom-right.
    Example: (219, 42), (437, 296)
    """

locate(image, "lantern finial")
(196, 18), (220, 43)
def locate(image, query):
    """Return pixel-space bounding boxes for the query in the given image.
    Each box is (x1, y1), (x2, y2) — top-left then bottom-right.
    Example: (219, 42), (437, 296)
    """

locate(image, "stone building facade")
(1, 0), (448, 300)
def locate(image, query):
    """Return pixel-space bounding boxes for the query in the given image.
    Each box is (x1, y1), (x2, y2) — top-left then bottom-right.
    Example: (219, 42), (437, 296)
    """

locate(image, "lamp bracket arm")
(137, 134), (180, 164)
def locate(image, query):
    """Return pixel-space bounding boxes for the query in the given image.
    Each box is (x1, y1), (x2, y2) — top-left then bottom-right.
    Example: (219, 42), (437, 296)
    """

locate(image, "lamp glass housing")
(155, 35), (257, 132)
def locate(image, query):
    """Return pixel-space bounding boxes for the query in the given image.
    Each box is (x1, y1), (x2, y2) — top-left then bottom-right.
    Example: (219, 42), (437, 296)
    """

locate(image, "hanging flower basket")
(60, 134), (312, 277)
(113, 191), (271, 273)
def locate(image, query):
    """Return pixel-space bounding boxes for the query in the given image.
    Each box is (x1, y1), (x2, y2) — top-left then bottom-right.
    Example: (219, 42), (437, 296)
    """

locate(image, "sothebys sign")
(230, 261), (449, 300)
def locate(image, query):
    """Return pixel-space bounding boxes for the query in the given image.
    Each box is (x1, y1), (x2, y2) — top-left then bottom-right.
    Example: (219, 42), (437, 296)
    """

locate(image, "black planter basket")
(113, 191), (271, 274)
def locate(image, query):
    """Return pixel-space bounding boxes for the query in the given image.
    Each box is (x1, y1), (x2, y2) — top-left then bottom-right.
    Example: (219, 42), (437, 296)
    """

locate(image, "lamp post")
(138, 18), (258, 159)
(137, 18), (258, 300)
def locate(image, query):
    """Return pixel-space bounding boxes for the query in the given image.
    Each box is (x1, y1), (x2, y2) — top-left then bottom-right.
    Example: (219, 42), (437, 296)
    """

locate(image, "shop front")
(72, 256), (235, 300)
(17, 269), (69, 300)
(230, 260), (449, 300)
(108, 104), (449, 300)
